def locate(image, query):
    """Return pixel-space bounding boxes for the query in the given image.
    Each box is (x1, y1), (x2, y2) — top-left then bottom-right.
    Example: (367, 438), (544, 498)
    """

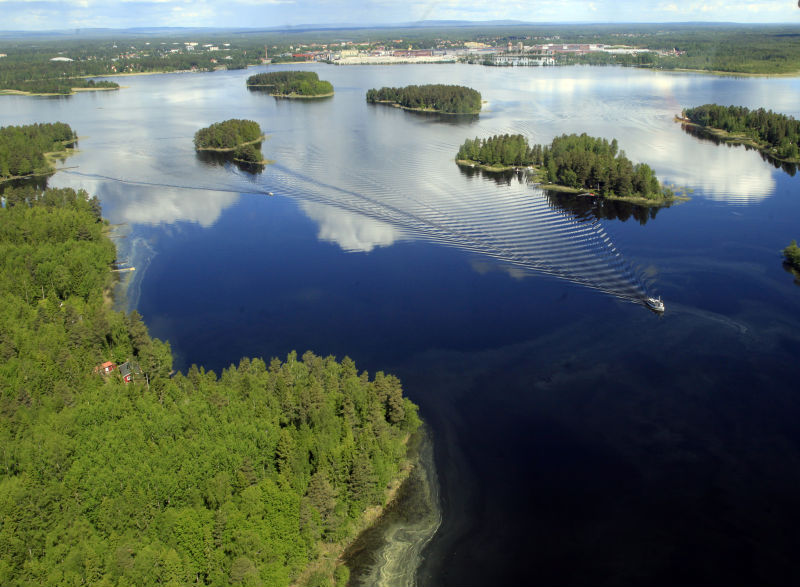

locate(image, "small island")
(246, 71), (334, 98)
(366, 84), (481, 115)
(193, 119), (268, 165)
(0, 122), (78, 182)
(679, 104), (800, 163)
(457, 133), (681, 206)
(783, 240), (800, 271)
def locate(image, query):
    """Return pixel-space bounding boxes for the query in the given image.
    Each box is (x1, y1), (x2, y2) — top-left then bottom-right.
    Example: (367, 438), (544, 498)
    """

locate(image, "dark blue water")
(4, 64), (800, 585)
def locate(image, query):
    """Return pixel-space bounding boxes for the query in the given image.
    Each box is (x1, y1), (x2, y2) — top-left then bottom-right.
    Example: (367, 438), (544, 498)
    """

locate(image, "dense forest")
(0, 122), (77, 180)
(456, 134), (535, 168)
(457, 133), (670, 201)
(784, 240), (800, 271)
(366, 84), (482, 114)
(682, 104), (800, 162)
(246, 71), (334, 97)
(0, 186), (421, 586)
(194, 119), (263, 150)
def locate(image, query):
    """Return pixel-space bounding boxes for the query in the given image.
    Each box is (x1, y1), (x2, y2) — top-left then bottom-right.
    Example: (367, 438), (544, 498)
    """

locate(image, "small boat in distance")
(645, 296), (665, 313)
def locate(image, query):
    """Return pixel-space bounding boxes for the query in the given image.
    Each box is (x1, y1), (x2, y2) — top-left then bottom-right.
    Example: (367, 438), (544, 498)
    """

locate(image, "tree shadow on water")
(680, 123), (797, 176)
(195, 148), (266, 175)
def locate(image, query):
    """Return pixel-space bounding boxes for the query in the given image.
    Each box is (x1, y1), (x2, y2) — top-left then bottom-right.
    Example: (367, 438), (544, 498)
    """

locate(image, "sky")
(1, 0), (799, 31)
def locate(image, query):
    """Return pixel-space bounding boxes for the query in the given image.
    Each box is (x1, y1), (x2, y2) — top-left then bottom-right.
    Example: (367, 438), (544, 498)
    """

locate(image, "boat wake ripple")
(63, 163), (650, 305)
(243, 162), (648, 304)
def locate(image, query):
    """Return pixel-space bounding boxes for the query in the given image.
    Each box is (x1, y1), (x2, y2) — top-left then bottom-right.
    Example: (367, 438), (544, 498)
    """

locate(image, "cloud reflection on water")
(300, 201), (405, 252)
(100, 182), (239, 227)
(654, 128), (776, 204)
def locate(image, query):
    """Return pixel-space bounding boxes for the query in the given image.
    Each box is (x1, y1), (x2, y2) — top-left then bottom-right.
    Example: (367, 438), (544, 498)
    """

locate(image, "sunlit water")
(4, 64), (800, 586)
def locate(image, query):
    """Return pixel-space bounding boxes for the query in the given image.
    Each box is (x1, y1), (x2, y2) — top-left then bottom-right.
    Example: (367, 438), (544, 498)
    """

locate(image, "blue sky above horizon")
(1, 0), (798, 31)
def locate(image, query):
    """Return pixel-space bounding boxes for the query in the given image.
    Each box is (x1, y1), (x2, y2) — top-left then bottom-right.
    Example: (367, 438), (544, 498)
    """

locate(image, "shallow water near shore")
(4, 64), (800, 585)
(343, 428), (440, 587)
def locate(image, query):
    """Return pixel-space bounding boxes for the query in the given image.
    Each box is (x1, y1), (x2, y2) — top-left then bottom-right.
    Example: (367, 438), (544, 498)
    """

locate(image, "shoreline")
(0, 86), (119, 97)
(456, 158), (529, 173)
(676, 116), (800, 164)
(247, 85), (334, 99)
(194, 135), (267, 152)
(272, 91), (334, 99)
(86, 69), (197, 78)
(340, 426), (440, 587)
(666, 67), (800, 78)
(457, 159), (685, 207)
(372, 101), (480, 115)
(290, 428), (436, 587)
(538, 182), (687, 207)
(233, 158), (274, 165)
(1, 140), (78, 184)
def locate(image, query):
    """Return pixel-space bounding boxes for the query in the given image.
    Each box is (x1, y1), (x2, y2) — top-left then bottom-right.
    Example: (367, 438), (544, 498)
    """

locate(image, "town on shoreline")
(2, 23), (800, 95)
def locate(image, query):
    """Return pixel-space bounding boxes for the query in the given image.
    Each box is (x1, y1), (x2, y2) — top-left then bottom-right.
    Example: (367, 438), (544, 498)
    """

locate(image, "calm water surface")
(4, 64), (800, 586)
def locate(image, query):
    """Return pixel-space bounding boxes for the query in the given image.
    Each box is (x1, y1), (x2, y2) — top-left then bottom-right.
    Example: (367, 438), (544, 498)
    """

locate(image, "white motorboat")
(645, 296), (665, 313)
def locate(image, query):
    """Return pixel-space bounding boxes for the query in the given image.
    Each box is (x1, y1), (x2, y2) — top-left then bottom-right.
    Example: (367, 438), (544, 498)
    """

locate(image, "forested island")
(0, 184), (421, 586)
(784, 240), (800, 271)
(457, 133), (678, 205)
(194, 119), (267, 165)
(246, 71), (334, 98)
(679, 104), (800, 163)
(0, 122), (77, 181)
(366, 84), (481, 115)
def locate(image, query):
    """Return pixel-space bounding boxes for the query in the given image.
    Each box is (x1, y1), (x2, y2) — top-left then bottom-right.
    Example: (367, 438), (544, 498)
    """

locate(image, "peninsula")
(0, 183), (421, 587)
(193, 119), (268, 164)
(679, 104), (800, 163)
(457, 133), (681, 206)
(246, 71), (334, 98)
(0, 78), (119, 96)
(0, 122), (77, 182)
(366, 84), (481, 115)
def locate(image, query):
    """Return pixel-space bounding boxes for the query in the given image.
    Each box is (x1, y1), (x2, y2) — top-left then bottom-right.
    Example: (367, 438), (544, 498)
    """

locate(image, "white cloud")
(223, 0), (295, 4)
(0, 0), (798, 39)
(745, 1), (784, 12)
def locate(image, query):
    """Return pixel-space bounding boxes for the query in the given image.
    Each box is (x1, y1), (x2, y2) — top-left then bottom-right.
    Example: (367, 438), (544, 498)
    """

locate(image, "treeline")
(539, 26), (800, 74)
(0, 186), (421, 586)
(366, 84), (481, 114)
(0, 122), (77, 179)
(457, 134), (535, 167)
(0, 77), (118, 95)
(77, 79), (119, 90)
(458, 133), (669, 199)
(194, 119), (263, 150)
(246, 71), (334, 97)
(682, 104), (800, 161)
(0, 48), (245, 93)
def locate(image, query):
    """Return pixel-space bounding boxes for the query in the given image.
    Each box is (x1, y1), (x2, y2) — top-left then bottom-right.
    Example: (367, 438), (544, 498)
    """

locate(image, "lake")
(3, 63), (800, 586)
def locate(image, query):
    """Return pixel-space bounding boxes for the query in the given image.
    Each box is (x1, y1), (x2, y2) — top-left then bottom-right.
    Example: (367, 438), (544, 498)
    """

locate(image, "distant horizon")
(0, 0), (798, 33)
(1, 20), (799, 38)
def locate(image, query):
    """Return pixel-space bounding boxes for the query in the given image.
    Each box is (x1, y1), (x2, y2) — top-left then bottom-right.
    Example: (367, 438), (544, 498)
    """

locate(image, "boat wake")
(63, 159), (652, 307)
